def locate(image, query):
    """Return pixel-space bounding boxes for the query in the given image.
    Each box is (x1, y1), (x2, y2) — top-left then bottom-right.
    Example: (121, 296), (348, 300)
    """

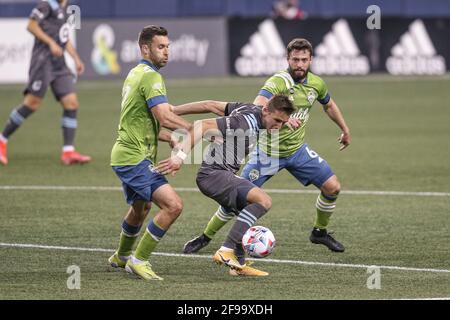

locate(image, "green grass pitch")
(0, 75), (449, 299)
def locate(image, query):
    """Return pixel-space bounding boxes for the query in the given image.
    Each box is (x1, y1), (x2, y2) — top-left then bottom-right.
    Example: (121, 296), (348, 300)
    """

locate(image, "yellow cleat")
(125, 258), (163, 281)
(108, 252), (128, 268)
(229, 262), (269, 277)
(213, 248), (245, 270)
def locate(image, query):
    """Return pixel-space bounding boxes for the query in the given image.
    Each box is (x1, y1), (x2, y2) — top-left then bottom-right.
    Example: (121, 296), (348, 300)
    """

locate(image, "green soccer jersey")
(257, 70), (330, 158)
(111, 60), (168, 166)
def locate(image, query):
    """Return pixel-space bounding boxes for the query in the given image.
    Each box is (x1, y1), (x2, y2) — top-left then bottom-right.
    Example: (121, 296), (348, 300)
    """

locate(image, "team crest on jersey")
(307, 90), (316, 105)
(248, 169), (260, 182)
(32, 80), (42, 91)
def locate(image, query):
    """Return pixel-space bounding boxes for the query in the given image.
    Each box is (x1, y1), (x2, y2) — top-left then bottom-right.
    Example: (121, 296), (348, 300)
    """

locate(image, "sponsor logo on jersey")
(386, 19), (446, 75)
(312, 19), (370, 75)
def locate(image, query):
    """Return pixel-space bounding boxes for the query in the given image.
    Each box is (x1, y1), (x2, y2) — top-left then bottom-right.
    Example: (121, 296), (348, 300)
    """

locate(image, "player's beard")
(288, 66), (309, 82)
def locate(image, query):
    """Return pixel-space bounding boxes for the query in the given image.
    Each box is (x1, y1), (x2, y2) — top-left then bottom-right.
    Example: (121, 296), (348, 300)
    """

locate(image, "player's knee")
(258, 195), (272, 211)
(167, 199), (183, 218)
(24, 95), (42, 110)
(324, 180), (341, 196)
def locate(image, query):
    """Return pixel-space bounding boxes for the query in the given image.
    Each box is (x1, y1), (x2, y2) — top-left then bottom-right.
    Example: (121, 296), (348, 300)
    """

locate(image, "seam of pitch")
(0, 185), (449, 197)
(0, 242), (449, 274)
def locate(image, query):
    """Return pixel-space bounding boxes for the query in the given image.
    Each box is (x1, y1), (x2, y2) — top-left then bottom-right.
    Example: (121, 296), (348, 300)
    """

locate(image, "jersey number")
(306, 146), (324, 163)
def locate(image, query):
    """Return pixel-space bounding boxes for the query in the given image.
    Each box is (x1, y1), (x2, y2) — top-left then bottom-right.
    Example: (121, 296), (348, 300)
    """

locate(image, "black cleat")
(183, 234), (211, 254)
(309, 228), (345, 252)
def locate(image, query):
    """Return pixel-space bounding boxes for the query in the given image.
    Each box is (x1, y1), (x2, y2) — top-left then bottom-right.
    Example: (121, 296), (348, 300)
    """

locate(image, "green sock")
(314, 193), (338, 229)
(117, 232), (139, 257)
(134, 219), (166, 261)
(117, 221), (141, 257)
(204, 207), (234, 239)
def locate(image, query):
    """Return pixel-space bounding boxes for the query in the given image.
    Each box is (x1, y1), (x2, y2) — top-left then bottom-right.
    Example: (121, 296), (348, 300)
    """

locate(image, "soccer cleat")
(229, 261), (269, 277)
(213, 248), (245, 270)
(125, 258), (163, 281)
(183, 234), (211, 254)
(0, 140), (8, 166)
(60, 150), (92, 165)
(108, 252), (128, 268)
(310, 228), (345, 252)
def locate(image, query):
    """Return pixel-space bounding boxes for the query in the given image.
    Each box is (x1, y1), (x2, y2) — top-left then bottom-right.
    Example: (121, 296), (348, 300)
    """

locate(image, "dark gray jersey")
(29, 1), (70, 70)
(199, 102), (264, 174)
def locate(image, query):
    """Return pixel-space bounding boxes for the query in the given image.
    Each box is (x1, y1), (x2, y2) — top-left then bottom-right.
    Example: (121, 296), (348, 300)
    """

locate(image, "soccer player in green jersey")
(184, 38), (351, 256)
(108, 25), (222, 281)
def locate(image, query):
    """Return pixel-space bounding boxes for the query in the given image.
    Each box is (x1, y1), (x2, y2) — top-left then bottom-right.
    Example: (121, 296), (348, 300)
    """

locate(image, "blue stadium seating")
(0, 0), (449, 18)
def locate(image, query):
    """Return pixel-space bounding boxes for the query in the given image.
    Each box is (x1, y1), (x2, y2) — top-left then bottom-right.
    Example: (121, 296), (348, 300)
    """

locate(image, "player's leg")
(0, 64), (49, 166)
(53, 74), (91, 165)
(309, 174), (344, 252)
(109, 201), (151, 268)
(214, 185), (271, 275)
(287, 144), (345, 252)
(183, 149), (279, 254)
(127, 184), (182, 280)
(0, 94), (42, 166)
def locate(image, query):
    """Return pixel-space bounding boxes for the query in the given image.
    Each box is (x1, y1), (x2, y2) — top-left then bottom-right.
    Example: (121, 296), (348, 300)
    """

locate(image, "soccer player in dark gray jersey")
(0, 0), (90, 166)
(157, 95), (294, 276)
(199, 102), (263, 174)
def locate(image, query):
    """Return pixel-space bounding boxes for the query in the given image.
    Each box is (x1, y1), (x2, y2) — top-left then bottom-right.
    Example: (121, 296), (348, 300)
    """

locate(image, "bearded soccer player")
(0, 0), (90, 165)
(184, 38), (351, 254)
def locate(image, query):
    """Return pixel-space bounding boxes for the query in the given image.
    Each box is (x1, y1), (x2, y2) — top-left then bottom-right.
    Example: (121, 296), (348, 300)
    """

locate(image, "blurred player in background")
(157, 95), (294, 276)
(108, 25), (224, 281)
(184, 38), (351, 254)
(0, 0), (90, 166)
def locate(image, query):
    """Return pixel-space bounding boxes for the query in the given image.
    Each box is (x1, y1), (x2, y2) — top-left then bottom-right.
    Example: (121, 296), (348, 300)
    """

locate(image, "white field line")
(0, 185), (449, 197)
(0, 242), (449, 274)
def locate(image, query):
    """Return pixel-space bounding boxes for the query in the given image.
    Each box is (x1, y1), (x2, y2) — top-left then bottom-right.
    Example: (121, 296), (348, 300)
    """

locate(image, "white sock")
(0, 134), (8, 143)
(63, 145), (75, 152)
(220, 246), (233, 252)
(131, 255), (145, 264)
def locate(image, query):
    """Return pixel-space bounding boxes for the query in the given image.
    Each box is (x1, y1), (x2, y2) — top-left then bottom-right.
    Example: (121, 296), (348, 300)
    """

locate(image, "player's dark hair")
(267, 95), (295, 115)
(138, 25), (168, 48)
(287, 38), (313, 57)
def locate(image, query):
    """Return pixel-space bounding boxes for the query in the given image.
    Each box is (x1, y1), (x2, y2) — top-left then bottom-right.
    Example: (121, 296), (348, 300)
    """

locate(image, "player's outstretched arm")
(156, 119), (219, 175)
(173, 101), (227, 116)
(322, 98), (351, 150)
(151, 103), (193, 131)
(27, 19), (63, 57)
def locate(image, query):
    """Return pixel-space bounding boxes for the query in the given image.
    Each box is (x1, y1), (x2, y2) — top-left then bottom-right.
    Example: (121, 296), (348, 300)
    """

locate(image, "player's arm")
(322, 98), (351, 150)
(158, 129), (180, 149)
(27, 19), (63, 57)
(173, 101), (227, 116)
(65, 40), (85, 75)
(151, 103), (193, 131)
(156, 118), (220, 175)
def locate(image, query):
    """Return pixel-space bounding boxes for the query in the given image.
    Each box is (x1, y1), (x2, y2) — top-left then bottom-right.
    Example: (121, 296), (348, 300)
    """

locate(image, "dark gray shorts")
(24, 59), (75, 101)
(196, 169), (256, 212)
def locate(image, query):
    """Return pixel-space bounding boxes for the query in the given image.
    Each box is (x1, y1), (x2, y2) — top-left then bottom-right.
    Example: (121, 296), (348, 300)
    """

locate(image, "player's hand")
(75, 60), (85, 75)
(156, 156), (183, 176)
(285, 118), (301, 131)
(49, 41), (64, 57)
(338, 131), (351, 151)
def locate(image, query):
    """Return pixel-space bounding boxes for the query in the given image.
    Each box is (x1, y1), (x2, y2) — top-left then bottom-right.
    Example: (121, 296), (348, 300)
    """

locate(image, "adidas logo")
(386, 19), (446, 75)
(235, 19), (287, 76)
(312, 19), (370, 75)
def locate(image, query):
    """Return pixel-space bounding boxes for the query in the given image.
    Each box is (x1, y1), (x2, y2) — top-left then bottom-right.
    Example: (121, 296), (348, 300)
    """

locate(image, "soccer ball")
(242, 226), (276, 258)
